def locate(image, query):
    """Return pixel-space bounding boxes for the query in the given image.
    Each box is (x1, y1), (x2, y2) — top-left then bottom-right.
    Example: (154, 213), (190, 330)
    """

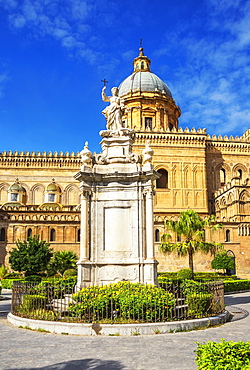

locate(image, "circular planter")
(7, 311), (230, 336)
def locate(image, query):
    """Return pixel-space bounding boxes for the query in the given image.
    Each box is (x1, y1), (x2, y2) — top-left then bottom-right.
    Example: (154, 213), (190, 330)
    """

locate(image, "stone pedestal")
(75, 129), (159, 288)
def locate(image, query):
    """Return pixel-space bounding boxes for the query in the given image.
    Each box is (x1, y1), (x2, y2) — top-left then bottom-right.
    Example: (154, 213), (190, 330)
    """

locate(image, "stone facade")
(0, 48), (250, 277)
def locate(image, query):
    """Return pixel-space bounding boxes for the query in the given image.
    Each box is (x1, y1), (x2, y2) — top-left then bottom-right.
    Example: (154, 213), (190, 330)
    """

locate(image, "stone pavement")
(0, 290), (250, 370)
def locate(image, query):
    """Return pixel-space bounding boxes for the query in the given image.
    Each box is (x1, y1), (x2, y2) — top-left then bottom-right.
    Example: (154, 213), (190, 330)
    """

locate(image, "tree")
(9, 236), (53, 276)
(211, 251), (235, 274)
(47, 250), (78, 276)
(160, 210), (223, 276)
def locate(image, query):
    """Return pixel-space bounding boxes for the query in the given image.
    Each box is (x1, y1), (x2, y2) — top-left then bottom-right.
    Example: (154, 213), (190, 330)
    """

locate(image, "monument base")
(76, 259), (158, 290)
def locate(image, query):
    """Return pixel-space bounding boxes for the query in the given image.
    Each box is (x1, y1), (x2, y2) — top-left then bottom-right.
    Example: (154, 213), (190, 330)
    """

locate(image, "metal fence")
(11, 280), (224, 324)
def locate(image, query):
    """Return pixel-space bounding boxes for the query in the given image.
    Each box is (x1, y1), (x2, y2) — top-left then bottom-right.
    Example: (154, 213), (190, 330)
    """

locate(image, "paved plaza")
(0, 289), (250, 370)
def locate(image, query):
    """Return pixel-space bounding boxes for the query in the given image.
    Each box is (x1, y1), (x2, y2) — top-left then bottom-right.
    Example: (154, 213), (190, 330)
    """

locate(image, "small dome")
(9, 181), (25, 192)
(118, 71), (172, 98)
(47, 181), (61, 192)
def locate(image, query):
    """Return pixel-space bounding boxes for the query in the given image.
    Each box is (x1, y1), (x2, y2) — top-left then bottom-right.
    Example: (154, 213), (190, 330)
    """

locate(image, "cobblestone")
(0, 290), (250, 370)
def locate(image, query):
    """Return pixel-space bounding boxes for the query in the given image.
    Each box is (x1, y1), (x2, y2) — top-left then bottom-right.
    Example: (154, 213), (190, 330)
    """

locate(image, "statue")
(102, 86), (125, 131)
(142, 140), (154, 165)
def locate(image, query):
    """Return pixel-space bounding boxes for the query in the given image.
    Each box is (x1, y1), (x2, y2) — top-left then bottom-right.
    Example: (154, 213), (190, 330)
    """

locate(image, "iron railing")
(11, 280), (224, 324)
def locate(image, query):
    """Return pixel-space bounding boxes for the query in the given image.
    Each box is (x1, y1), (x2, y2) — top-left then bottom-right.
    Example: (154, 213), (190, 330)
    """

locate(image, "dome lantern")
(133, 47), (151, 72)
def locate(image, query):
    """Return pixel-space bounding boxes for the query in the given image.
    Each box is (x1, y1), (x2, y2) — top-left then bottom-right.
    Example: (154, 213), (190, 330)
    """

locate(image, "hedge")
(0, 279), (25, 289)
(186, 292), (213, 318)
(195, 339), (250, 369)
(224, 280), (250, 293)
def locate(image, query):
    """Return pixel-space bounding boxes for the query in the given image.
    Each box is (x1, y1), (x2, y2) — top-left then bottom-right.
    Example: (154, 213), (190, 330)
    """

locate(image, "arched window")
(50, 228), (56, 242)
(77, 229), (81, 242)
(225, 229), (230, 242)
(155, 229), (160, 242)
(237, 169), (242, 179)
(177, 234), (181, 242)
(27, 228), (32, 238)
(0, 228), (5, 241)
(156, 169), (168, 189)
(145, 117), (152, 130)
(220, 169), (226, 186)
(141, 62), (145, 69)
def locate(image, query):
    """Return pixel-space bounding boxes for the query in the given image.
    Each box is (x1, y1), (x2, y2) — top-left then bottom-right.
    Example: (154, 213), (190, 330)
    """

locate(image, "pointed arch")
(156, 169), (168, 189)
(239, 190), (250, 215)
(31, 184), (45, 205)
(0, 183), (9, 204)
(155, 229), (160, 242)
(232, 163), (247, 179)
(64, 184), (80, 205)
(50, 228), (56, 242)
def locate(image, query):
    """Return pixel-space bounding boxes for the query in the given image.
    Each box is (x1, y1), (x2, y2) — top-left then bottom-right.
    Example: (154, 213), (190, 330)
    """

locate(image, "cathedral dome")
(118, 71), (172, 97)
(118, 47), (172, 98)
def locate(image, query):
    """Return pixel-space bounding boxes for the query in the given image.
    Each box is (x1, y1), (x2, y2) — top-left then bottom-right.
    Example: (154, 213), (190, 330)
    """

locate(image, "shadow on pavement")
(5, 359), (124, 370)
(225, 295), (250, 306)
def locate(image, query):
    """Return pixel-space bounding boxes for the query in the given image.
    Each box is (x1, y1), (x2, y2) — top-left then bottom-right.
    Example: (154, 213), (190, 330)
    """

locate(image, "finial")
(15, 178), (19, 183)
(52, 178), (55, 183)
(101, 79), (108, 87)
(139, 39), (144, 56)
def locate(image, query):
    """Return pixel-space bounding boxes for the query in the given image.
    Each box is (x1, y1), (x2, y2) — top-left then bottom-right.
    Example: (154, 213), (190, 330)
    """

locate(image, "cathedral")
(1, 48), (250, 277)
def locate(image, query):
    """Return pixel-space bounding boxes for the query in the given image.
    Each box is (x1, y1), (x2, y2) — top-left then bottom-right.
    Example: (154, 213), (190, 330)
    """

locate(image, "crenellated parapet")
(135, 127), (207, 147)
(0, 151), (82, 168)
(206, 132), (250, 153)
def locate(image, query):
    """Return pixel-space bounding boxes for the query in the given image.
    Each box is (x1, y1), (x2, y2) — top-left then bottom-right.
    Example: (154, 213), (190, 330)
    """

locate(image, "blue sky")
(0, 0), (249, 154)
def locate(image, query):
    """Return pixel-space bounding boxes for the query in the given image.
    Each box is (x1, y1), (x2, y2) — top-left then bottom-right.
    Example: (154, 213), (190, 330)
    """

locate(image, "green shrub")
(186, 292), (213, 318)
(158, 272), (178, 279)
(224, 280), (250, 293)
(34, 277), (77, 298)
(211, 251), (235, 273)
(195, 339), (250, 369)
(63, 269), (77, 278)
(181, 280), (210, 294)
(158, 276), (182, 284)
(69, 282), (176, 323)
(1, 279), (25, 289)
(177, 268), (193, 280)
(0, 264), (8, 278)
(24, 275), (42, 283)
(22, 294), (47, 310)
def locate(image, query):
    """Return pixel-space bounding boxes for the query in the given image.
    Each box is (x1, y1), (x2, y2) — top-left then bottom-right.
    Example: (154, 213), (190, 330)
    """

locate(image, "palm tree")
(47, 250), (77, 276)
(160, 210), (223, 276)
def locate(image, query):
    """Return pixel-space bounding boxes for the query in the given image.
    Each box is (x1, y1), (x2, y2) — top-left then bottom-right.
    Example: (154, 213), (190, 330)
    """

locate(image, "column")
(145, 189), (154, 260)
(79, 190), (90, 261)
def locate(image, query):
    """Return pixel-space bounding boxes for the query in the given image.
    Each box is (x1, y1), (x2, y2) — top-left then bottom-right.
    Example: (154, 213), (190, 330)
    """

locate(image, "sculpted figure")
(102, 86), (125, 131)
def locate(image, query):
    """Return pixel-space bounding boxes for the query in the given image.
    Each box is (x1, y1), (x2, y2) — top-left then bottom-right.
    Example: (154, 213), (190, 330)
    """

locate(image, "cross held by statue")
(101, 79), (108, 87)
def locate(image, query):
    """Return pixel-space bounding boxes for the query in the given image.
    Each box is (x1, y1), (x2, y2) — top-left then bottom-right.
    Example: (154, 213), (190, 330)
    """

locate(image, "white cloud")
(1, 0), (100, 65)
(156, 0), (250, 137)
